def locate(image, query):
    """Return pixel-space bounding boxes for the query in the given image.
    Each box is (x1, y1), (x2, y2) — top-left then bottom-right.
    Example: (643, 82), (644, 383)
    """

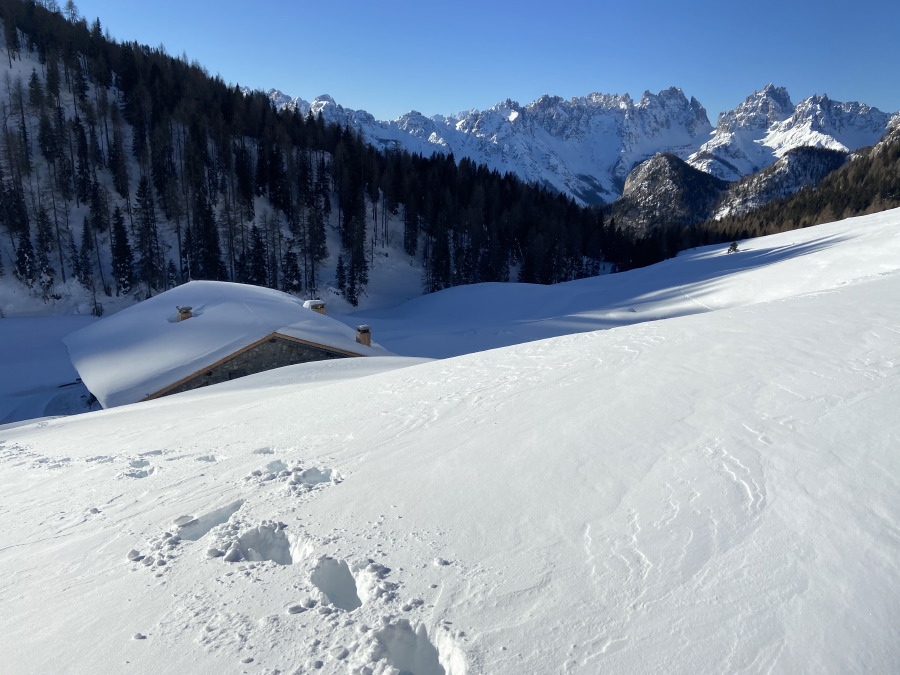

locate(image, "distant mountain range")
(264, 84), (898, 208)
(2, 0), (897, 319)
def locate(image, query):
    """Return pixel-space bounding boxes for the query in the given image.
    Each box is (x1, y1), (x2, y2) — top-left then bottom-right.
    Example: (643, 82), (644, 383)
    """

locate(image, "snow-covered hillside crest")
(688, 84), (895, 181)
(267, 83), (897, 205)
(2, 209), (900, 673)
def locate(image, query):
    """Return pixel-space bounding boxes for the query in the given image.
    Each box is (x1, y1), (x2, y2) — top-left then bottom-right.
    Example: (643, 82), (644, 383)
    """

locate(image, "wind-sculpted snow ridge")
(1, 211), (899, 673)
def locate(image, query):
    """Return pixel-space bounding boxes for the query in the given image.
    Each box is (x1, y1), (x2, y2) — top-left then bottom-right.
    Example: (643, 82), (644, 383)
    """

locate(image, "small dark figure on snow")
(727, 241), (739, 254)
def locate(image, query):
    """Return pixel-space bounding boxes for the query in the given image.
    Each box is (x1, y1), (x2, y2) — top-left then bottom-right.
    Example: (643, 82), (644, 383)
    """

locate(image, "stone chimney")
(176, 306), (193, 321)
(304, 300), (326, 315)
(355, 325), (371, 347)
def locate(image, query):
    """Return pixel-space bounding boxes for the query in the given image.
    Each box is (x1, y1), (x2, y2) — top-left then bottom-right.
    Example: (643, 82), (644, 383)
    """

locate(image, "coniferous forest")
(2, 0), (898, 317)
(654, 126), (900, 254)
(0, 0), (662, 314)
(689, 127), (900, 245)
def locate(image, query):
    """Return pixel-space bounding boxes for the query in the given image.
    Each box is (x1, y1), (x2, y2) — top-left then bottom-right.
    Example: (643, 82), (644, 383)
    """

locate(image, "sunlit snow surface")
(1, 211), (899, 674)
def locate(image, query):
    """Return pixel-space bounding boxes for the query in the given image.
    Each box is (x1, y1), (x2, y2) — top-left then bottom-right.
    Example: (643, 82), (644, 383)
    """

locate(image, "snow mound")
(64, 280), (392, 408)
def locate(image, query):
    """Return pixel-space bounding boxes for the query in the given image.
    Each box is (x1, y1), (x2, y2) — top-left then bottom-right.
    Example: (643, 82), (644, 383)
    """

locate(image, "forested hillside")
(0, 0), (649, 315)
(3, 0), (897, 318)
(686, 123), (900, 246)
(613, 121), (900, 261)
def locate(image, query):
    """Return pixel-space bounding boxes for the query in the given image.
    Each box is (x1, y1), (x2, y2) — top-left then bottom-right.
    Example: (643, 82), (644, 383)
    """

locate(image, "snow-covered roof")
(64, 281), (391, 408)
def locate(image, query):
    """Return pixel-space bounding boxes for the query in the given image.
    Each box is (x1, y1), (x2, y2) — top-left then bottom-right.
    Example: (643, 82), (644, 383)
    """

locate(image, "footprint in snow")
(118, 467), (155, 479)
(242, 459), (342, 496)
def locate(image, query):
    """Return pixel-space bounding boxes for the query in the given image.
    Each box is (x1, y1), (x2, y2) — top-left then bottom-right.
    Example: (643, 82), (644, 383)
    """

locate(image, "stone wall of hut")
(158, 337), (354, 398)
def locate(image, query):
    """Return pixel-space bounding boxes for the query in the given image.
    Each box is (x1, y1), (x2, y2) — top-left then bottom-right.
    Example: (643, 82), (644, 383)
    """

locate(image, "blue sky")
(74, 0), (899, 122)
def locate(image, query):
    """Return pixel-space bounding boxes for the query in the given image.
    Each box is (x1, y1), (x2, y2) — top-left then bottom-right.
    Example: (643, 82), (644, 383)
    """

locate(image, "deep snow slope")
(1, 214), (898, 674)
(346, 208), (900, 358)
(0, 314), (96, 424)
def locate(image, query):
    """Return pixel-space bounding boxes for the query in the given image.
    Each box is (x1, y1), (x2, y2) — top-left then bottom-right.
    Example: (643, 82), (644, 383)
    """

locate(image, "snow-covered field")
(1, 210), (899, 674)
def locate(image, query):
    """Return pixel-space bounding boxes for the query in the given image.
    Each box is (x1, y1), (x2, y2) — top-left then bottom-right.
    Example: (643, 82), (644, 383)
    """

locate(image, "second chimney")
(304, 300), (326, 315)
(176, 305), (193, 321)
(355, 325), (371, 347)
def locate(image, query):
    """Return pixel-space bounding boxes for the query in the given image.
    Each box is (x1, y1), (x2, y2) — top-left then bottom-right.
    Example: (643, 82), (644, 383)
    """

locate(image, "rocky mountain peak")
(261, 85), (894, 206)
(716, 84), (794, 132)
(612, 153), (729, 232)
(622, 153), (684, 196)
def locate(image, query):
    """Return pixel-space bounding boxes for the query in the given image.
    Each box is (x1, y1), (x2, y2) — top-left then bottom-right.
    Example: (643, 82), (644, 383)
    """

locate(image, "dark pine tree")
(246, 224), (268, 287)
(71, 116), (91, 205)
(110, 206), (134, 296)
(78, 216), (95, 289)
(335, 254), (346, 296)
(281, 246), (302, 294)
(35, 207), (56, 299)
(192, 194), (227, 281)
(14, 226), (36, 288)
(166, 259), (178, 289)
(134, 175), (163, 297)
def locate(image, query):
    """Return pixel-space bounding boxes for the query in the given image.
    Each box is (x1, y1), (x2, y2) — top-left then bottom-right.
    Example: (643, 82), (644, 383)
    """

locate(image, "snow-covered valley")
(1, 210), (899, 673)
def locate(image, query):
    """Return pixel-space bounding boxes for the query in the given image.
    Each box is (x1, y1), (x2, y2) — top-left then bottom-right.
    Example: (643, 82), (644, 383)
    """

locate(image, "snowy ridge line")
(264, 84), (897, 205)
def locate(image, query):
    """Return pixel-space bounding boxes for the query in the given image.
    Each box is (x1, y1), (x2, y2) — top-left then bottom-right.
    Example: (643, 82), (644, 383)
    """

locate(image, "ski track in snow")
(678, 283), (716, 311)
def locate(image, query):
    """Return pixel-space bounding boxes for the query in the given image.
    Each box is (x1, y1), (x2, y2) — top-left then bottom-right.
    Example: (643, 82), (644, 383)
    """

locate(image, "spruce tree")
(166, 260), (178, 289)
(72, 116), (91, 205)
(192, 194), (227, 281)
(68, 236), (81, 285)
(38, 110), (56, 163)
(45, 50), (60, 106)
(35, 208), (56, 299)
(246, 224), (267, 287)
(108, 116), (129, 198)
(110, 206), (134, 296)
(281, 246), (301, 294)
(27, 69), (44, 113)
(181, 226), (196, 281)
(14, 228), (36, 287)
(134, 176), (162, 297)
(78, 217), (94, 289)
(336, 254), (346, 295)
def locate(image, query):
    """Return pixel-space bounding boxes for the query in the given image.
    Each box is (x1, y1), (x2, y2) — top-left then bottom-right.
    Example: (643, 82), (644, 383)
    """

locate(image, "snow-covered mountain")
(268, 87), (714, 204)
(687, 84), (895, 182)
(2, 209), (899, 673)
(268, 84), (897, 205)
